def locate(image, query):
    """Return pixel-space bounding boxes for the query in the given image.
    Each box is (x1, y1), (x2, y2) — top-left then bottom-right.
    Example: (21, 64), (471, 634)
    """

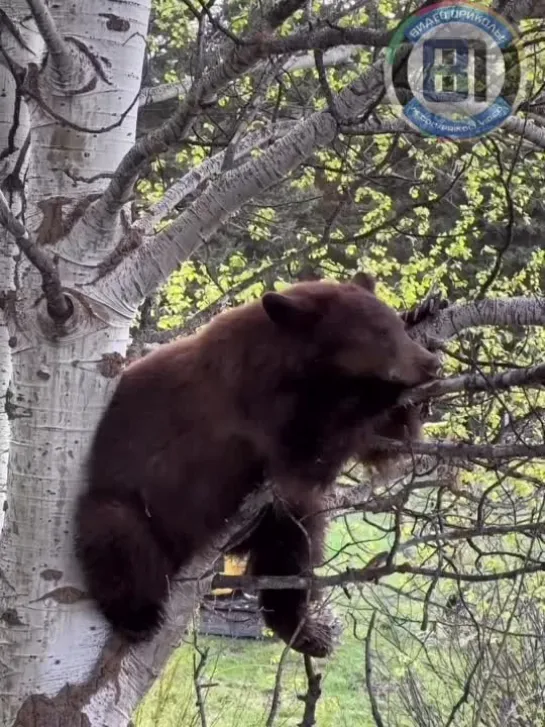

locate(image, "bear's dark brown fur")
(74, 274), (439, 657)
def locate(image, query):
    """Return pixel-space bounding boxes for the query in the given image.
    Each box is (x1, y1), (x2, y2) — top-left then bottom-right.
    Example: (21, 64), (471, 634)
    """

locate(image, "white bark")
(0, 0), (42, 529)
(138, 45), (360, 107)
(0, 1), (151, 725)
(138, 121), (296, 233)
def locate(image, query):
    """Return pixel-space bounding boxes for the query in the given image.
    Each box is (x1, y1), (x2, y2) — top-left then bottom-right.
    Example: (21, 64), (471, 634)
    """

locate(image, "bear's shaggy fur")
(74, 274), (439, 657)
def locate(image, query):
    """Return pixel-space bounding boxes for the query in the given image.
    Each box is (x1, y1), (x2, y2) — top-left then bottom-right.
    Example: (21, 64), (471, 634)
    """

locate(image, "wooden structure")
(198, 555), (272, 641)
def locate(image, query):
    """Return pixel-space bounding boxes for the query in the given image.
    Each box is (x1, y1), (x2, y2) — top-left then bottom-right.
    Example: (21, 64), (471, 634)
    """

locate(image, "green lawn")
(135, 514), (455, 726)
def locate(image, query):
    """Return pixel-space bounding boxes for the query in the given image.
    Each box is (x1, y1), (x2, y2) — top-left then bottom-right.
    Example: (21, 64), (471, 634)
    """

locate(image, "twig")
(209, 560), (545, 593)
(400, 362), (545, 408)
(0, 189), (71, 322)
(265, 643), (290, 727)
(314, 49), (339, 122)
(192, 631), (209, 727)
(297, 655), (322, 727)
(365, 612), (385, 727)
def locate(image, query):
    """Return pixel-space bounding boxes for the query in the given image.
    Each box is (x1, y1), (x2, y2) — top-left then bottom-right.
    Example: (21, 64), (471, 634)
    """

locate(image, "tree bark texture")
(0, 1), (152, 724)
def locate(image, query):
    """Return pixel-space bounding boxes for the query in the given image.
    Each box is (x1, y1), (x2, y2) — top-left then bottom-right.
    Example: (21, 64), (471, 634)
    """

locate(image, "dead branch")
(0, 189), (71, 322)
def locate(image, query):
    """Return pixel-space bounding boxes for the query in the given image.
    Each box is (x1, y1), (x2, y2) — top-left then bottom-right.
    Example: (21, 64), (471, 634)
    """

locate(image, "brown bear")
(74, 273), (440, 657)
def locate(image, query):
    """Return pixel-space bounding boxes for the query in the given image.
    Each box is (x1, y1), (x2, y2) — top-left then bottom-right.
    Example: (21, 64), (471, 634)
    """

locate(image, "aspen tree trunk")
(0, 1), (41, 529)
(0, 1), (152, 724)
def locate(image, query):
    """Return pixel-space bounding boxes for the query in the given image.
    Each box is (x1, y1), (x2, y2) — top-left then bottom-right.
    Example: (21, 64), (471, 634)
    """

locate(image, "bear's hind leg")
(74, 490), (176, 642)
(246, 497), (333, 658)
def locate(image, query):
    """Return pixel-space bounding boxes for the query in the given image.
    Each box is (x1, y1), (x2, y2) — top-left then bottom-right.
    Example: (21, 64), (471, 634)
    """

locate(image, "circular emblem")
(384, 1), (526, 140)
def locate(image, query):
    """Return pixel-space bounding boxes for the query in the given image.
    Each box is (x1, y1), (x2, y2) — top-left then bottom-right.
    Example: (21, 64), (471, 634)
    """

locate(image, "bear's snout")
(418, 350), (441, 382)
(390, 342), (441, 386)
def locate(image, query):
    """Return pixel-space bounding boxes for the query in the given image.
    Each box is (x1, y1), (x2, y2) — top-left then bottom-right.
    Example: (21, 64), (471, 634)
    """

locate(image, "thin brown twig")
(265, 643), (290, 727)
(364, 612), (385, 727)
(192, 631), (210, 727)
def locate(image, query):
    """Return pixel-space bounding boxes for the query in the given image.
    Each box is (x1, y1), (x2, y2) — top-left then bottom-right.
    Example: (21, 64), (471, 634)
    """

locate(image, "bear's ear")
(351, 271), (376, 293)
(262, 292), (319, 330)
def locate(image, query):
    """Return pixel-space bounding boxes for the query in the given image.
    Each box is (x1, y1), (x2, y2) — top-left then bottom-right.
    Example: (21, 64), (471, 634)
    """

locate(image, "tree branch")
(344, 114), (545, 150)
(136, 122), (295, 233)
(401, 362), (545, 407)
(209, 560), (545, 592)
(138, 46), (360, 109)
(297, 656), (322, 727)
(365, 612), (385, 727)
(94, 57), (386, 307)
(375, 439), (545, 462)
(94, 0), (309, 217)
(410, 297), (545, 346)
(0, 189), (71, 322)
(26, 0), (74, 82)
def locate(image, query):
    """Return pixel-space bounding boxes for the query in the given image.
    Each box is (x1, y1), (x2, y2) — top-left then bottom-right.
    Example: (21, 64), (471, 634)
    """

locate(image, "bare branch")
(209, 560), (545, 592)
(138, 46), (361, 109)
(365, 612), (385, 727)
(0, 189), (71, 322)
(345, 114), (545, 149)
(401, 362), (545, 407)
(191, 633), (209, 727)
(139, 81), (191, 107)
(376, 439), (545, 462)
(265, 644), (290, 727)
(297, 656), (322, 727)
(411, 297), (545, 346)
(265, 25), (392, 55)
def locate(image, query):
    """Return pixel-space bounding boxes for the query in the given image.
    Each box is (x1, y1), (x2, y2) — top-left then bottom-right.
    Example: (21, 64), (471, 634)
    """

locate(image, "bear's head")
(261, 273), (439, 390)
